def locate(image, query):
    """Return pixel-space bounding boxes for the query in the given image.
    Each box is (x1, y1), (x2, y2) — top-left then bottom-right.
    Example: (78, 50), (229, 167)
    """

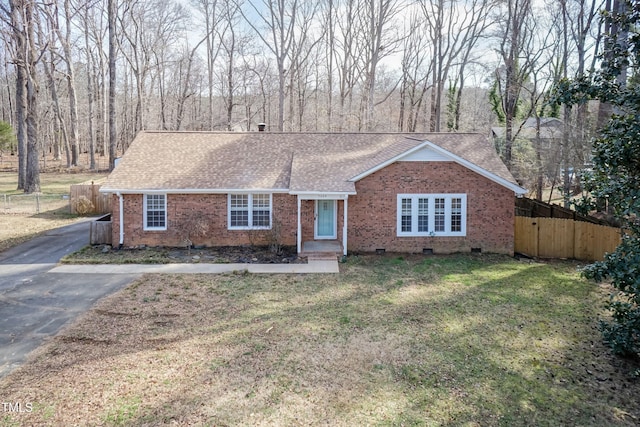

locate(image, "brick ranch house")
(100, 131), (527, 256)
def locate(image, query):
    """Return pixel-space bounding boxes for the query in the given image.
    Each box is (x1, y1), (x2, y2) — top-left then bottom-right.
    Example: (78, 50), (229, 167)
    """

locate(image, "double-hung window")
(228, 194), (272, 229)
(397, 194), (466, 236)
(143, 194), (167, 231)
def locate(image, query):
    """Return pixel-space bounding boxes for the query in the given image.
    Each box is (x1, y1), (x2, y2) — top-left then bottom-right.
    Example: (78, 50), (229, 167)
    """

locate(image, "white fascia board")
(289, 191), (354, 200)
(349, 140), (528, 196)
(420, 141), (528, 195)
(99, 188), (291, 194)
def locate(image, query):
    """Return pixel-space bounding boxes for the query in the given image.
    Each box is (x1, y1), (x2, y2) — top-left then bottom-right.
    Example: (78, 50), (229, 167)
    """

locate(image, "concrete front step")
(301, 252), (340, 261)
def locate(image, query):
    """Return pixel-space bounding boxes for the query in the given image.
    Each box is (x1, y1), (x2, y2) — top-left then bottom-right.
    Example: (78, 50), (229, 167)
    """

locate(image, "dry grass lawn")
(0, 170), (107, 252)
(1, 254), (639, 426)
(0, 210), (82, 253)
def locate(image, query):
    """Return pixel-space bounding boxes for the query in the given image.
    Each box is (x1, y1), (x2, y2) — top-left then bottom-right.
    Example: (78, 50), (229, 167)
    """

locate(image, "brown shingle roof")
(101, 131), (523, 193)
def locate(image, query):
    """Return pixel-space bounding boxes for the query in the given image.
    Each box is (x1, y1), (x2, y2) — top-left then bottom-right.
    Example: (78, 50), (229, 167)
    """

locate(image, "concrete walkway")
(50, 259), (340, 274)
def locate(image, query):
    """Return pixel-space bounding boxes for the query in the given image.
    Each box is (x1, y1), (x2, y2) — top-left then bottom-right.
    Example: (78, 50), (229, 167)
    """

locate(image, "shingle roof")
(492, 117), (563, 140)
(101, 131), (524, 194)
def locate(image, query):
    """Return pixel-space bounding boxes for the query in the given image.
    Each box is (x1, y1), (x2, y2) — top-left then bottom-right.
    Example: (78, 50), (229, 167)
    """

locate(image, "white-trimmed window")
(397, 194), (466, 236)
(143, 194), (167, 231)
(228, 194), (272, 229)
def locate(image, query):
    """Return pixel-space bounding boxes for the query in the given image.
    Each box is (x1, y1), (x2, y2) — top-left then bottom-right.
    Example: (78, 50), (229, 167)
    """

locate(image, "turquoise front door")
(315, 200), (337, 239)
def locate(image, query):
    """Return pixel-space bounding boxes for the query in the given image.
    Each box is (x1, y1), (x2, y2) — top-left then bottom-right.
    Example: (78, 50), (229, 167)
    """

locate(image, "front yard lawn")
(1, 254), (638, 426)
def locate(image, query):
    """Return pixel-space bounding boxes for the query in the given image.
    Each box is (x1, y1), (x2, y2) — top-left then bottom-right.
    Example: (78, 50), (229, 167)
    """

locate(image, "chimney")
(258, 123), (266, 132)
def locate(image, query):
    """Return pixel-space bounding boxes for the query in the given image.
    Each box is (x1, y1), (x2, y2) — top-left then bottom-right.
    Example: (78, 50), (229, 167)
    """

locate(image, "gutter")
(117, 192), (124, 248)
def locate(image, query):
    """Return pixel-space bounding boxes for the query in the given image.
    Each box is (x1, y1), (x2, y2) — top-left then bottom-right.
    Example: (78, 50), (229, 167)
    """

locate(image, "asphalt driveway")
(0, 220), (138, 378)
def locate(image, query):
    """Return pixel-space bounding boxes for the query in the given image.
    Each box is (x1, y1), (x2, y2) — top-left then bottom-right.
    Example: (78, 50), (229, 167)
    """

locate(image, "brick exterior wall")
(347, 161), (515, 254)
(111, 193), (299, 248)
(110, 161), (515, 254)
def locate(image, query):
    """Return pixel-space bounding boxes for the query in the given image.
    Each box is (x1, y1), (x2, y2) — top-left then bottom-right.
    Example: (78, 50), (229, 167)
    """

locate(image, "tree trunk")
(24, 0), (40, 193)
(58, 0), (79, 166)
(10, 0), (27, 190)
(108, 0), (117, 171)
(84, 5), (96, 170)
(25, 75), (40, 193)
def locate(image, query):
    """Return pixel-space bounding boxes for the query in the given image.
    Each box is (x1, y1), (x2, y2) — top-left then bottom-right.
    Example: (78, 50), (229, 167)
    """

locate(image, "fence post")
(36, 193), (40, 214)
(91, 182), (96, 212)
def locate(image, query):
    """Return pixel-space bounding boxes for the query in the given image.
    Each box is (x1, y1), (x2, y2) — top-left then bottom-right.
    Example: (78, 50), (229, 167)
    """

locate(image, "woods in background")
(0, 0), (614, 196)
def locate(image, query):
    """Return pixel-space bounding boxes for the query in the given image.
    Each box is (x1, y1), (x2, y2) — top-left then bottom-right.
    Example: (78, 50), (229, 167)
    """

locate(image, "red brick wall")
(111, 161), (515, 254)
(111, 193), (299, 248)
(347, 161), (515, 254)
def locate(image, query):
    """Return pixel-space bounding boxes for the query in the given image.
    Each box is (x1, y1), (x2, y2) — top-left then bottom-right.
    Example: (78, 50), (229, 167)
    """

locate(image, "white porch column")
(342, 196), (348, 256)
(297, 195), (302, 254)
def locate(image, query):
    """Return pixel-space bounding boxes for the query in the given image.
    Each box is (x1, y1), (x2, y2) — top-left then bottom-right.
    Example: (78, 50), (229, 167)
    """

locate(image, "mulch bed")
(74, 244), (306, 264)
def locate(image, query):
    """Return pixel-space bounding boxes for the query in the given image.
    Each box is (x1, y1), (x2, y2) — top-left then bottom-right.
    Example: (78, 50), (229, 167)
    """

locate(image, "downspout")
(117, 192), (124, 248)
(297, 195), (302, 254)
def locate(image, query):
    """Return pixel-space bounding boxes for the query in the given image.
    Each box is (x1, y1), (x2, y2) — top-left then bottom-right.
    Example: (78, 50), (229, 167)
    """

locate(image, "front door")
(315, 200), (337, 239)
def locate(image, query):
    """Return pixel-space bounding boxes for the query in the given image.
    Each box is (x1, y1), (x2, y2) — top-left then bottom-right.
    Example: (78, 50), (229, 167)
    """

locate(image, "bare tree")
(217, 0), (246, 130)
(493, 0), (534, 169)
(519, 7), (561, 199)
(38, 13), (71, 167)
(420, 0), (495, 132)
(175, 42), (206, 130)
(397, 11), (431, 132)
(243, 55), (274, 129)
(565, 0), (603, 200)
(335, 0), (359, 130)
(1, 0), (40, 192)
(150, 3), (189, 130)
(108, 0), (117, 170)
(81, 1), (96, 169)
(191, 0), (220, 131)
(321, 0), (336, 130)
(286, 0), (322, 131)
(118, 0), (153, 136)
(358, 0), (403, 131)
(44, 0), (80, 166)
(446, 0), (497, 132)
(240, 0), (300, 131)
(2, 1), (27, 189)
(69, 0), (108, 159)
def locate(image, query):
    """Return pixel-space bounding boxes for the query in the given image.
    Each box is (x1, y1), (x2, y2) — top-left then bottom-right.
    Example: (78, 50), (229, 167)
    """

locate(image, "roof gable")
(399, 145), (451, 162)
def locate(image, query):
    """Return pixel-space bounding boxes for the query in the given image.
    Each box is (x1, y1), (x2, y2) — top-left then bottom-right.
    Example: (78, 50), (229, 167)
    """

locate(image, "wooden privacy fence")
(515, 197), (609, 225)
(515, 217), (622, 262)
(69, 183), (111, 215)
(90, 214), (112, 245)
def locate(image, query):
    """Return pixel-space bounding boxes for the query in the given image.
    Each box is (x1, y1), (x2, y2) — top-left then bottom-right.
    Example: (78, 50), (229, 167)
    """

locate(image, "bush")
(74, 196), (95, 215)
(583, 235), (640, 356)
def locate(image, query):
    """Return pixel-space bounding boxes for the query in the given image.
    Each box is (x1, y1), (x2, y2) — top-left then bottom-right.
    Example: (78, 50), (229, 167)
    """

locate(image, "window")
(228, 194), (272, 229)
(252, 194), (271, 227)
(418, 198), (429, 232)
(451, 197), (462, 232)
(401, 198), (412, 233)
(434, 198), (445, 232)
(230, 194), (249, 227)
(397, 194), (466, 237)
(144, 194), (167, 230)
